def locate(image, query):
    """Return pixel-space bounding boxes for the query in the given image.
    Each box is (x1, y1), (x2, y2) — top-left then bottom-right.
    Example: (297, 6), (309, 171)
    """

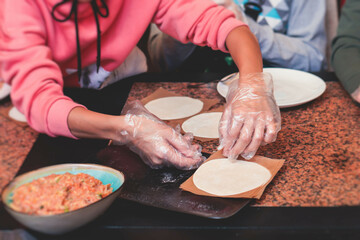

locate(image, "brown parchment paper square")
(141, 87), (219, 129)
(180, 150), (285, 199)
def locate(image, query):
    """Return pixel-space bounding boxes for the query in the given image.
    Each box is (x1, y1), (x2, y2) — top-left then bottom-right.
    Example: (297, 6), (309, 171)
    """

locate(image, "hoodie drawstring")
(51, 0), (109, 81)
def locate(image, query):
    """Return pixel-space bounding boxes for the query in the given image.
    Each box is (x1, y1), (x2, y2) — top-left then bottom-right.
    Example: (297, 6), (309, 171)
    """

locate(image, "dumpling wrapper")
(144, 96), (203, 120)
(193, 158), (271, 196)
(9, 106), (27, 123)
(182, 112), (222, 139)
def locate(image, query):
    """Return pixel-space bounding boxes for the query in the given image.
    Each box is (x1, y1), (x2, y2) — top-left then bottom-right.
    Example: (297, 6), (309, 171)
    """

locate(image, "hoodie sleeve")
(245, 0), (326, 71)
(331, 0), (360, 95)
(152, 0), (246, 52)
(0, 0), (84, 138)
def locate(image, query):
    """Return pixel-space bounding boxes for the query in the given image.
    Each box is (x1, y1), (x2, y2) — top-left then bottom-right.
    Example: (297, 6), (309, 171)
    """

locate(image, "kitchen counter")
(0, 101), (38, 194)
(127, 80), (360, 207)
(0, 72), (359, 239)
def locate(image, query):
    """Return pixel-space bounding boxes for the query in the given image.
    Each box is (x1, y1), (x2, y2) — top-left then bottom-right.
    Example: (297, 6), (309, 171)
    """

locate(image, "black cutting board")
(97, 145), (250, 219)
(15, 74), (249, 219)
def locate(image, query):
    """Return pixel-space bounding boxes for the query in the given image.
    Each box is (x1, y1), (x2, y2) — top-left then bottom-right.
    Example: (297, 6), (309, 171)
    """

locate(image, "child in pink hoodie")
(0, 0), (280, 169)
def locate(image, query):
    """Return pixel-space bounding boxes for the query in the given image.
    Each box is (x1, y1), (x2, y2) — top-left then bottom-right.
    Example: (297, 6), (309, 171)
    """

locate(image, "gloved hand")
(117, 100), (205, 170)
(218, 72), (281, 160)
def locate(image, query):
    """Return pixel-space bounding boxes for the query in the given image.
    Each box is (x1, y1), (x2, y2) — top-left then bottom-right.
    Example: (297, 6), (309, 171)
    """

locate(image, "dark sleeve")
(331, 0), (360, 95)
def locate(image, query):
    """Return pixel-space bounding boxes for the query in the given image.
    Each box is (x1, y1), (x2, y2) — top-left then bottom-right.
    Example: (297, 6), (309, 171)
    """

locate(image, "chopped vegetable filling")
(11, 173), (112, 215)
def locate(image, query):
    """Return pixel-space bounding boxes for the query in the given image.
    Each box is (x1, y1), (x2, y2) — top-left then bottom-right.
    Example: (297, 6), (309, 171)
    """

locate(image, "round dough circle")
(193, 158), (271, 196)
(9, 107), (27, 123)
(181, 112), (222, 138)
(144, 96), (203, 120)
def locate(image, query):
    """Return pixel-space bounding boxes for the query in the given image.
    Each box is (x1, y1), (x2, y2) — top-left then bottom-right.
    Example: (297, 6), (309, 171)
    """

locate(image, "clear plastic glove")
(117, 100), (205, 170)
(218, 72), (281, 160)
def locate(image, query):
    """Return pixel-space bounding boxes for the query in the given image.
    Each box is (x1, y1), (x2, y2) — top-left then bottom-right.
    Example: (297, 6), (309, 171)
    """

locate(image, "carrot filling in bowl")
(11, 172), (113, 215)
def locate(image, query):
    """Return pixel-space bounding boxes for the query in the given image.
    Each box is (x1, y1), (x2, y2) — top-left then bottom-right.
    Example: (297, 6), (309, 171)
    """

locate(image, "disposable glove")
(218, 72), (281, 160)
(118, 100), (205, 170)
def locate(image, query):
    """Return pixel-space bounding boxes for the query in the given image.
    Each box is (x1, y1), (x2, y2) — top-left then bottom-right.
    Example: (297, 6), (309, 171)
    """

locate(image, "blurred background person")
(331, 0), (360, 104)
(148, 0), (330, 73)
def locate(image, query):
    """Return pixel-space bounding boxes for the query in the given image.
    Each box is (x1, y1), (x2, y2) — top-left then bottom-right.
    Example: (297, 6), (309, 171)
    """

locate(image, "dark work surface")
(98, 145), (250, 219)
(1, 72), (359, 240)
(1, 200), (360, 240)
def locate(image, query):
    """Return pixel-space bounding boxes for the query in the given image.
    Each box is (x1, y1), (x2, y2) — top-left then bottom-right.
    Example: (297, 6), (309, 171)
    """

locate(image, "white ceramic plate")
(9, 106), (27, 123)
(2, 164), (125, 235)
(217, 68), (326, 108)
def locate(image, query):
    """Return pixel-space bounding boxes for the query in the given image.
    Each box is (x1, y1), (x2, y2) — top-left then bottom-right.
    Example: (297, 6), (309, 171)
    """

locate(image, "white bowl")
(1, 164), (125, 235)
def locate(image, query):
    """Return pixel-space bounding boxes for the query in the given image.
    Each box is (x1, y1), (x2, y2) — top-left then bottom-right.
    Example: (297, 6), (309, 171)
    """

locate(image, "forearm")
(226, 26), (263, 80)
(67, 107), (125, 141)
(220, 27), (281, 159)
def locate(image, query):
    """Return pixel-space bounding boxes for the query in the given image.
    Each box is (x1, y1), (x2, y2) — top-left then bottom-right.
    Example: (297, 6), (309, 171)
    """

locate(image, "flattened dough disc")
(145, 96), (203, 120)
(182, 112), (222, 138)
(193, 158), (271, 196)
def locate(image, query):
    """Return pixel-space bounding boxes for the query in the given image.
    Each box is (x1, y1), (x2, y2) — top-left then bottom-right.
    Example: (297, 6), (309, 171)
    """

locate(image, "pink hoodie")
(0, 0), (245, 138)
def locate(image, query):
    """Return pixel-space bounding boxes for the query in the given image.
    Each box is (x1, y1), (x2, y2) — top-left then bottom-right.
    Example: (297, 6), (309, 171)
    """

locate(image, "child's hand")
(117, 100), (205, 170)
(218, 72), (281, 160)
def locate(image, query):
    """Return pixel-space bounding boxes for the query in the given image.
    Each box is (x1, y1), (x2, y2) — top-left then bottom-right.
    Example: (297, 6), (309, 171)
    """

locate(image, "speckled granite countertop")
(0, 101), (38, 194)
(0, 81), (359, 207)
(128, 81), (360, 207)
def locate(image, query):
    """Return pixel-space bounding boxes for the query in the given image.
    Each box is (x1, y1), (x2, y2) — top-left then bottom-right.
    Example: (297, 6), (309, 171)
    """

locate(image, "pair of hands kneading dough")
(132, 95), (277, 197)
(124, 72), (281, 170)
(177, 73), (281, 160)
(140, 95), (273, 196)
